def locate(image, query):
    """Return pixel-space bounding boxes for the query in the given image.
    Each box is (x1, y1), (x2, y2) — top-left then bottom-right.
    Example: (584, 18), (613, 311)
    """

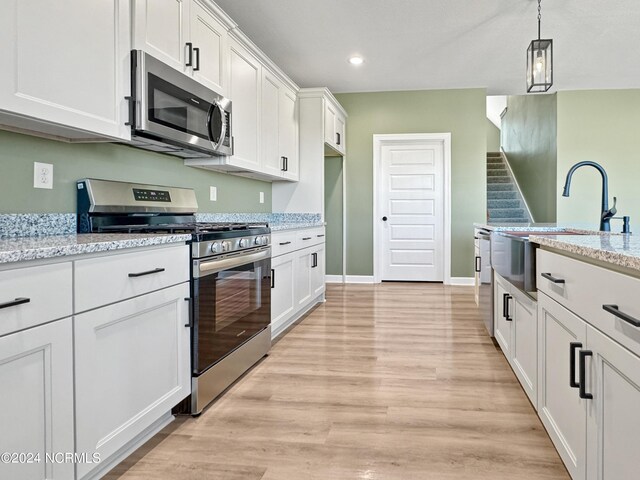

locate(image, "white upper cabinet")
(0, 0), (131, 140)
(261, 70), (283, 177)
(279, 84), (299, 181)
(189, 0), (228, 94)
(228, 36), (262, 170)
(324, 98), (346, 155)
(133, 0), (229, 95)
(133, 0), (190, 73)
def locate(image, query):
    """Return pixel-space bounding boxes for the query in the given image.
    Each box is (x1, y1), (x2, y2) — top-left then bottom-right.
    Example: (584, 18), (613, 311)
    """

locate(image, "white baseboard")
(345, 275), (375, 284)
(325, 275), (345, 283)
(448, 277), (475, 286)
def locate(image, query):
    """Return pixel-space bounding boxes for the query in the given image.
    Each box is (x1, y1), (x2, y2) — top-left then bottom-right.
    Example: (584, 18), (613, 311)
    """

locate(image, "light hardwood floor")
(106, 283), (569, 480)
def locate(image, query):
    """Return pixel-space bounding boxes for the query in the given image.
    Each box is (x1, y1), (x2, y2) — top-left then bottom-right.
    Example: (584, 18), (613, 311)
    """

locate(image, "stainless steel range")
(77, 178), (271, 415)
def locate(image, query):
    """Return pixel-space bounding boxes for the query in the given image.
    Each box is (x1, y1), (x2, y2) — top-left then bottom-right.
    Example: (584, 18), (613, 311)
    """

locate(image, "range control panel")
(132, 188), (172, 202)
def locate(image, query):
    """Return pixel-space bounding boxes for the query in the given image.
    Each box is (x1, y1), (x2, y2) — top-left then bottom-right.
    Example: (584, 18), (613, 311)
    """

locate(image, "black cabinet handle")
(185, 42), (193, 67)
(281, 156), (286, 171)
(285, 157), (288, 171)
(569, 342), (582, 388)
(193, 47), (200, 71)
(0, 297), (31, 310)
(603, 304), (640, 327)
(124, 96), (134, 126)
(317, 234), (325, 238)
(502, 293), (512, 321)
(271, 269), (275, 289)
(579, 350), (593, 400)
(541, 272), (565, 284)
(302, 237), (312, 241)
(279, 241), (292, 246)
(474, 256), (481, 273)
(184, 297), (193, 328)
(311, 253), (318, 268)
(336, 132), (341, 145)
(128, 267), (165, 278)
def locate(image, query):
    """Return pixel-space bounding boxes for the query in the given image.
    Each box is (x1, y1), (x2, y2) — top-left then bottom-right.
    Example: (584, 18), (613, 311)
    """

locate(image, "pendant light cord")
(537, 0), (542, 40)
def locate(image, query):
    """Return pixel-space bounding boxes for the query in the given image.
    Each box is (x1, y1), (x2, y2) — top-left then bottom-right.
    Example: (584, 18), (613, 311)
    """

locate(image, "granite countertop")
(529, 233), (640, 273)
(0, 233), (192, 265)
(270, 222), (326, 232)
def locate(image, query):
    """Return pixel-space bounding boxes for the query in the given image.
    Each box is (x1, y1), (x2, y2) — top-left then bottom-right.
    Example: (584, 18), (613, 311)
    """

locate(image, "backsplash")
(195, 213), (321, 225)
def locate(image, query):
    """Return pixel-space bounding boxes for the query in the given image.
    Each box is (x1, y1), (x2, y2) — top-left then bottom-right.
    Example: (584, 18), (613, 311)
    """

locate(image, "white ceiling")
(215, 0), (640, 95)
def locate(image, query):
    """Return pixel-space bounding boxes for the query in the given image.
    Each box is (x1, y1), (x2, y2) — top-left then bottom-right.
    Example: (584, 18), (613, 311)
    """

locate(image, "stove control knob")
(239, 238), (249, 248)
(221, 241), (231, 252)
(263, 236), (269, 245)
(210, 242), (221, 254)
(254, 236), (263, 245)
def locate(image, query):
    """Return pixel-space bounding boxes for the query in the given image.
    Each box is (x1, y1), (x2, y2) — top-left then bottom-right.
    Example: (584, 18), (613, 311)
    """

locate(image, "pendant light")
(526, 0), (553, 92)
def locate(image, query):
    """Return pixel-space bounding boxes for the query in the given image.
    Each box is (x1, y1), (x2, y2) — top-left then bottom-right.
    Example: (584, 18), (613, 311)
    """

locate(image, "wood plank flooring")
(106, 283), (569, 480)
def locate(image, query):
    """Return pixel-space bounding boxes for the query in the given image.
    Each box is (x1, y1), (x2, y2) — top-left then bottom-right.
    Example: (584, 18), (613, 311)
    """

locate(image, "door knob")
(382, 216), (388, 221)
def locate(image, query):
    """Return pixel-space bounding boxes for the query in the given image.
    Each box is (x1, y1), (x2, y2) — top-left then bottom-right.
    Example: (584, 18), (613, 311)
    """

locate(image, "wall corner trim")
(344, 275), (375, 284)
(325, 275), (345, 283)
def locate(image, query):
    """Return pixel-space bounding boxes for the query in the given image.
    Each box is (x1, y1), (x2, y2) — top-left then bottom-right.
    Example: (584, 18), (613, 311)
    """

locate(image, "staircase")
(487, 152), (532, 223)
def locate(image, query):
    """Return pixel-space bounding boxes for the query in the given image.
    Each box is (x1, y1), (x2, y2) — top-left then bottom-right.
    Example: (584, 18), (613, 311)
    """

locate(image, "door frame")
(372, 133), (452, 284)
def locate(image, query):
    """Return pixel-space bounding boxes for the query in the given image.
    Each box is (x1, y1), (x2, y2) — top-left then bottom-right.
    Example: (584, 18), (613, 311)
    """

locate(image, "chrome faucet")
(562, 161), (617, 232)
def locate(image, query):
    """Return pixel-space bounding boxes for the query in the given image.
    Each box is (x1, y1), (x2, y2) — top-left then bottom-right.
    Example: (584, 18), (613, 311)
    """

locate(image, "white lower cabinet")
(538, 292), (588, 480)
(0, 319), (74, 480)
(271, 253), (295, 334)
(271, 228), (325, 339)
(74, 283), (191, 479)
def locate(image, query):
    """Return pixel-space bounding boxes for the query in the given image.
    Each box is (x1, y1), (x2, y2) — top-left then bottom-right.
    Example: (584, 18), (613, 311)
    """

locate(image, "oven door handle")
(196, 249), (270, 278)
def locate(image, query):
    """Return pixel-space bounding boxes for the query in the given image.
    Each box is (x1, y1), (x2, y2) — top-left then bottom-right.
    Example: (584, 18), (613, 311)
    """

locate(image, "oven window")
(147, 73), (210, 140)
(193, 257), (271, 374)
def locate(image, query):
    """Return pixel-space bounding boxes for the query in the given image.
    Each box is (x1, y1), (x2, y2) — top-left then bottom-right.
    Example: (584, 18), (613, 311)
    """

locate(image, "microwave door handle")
(207, 101), (226, 152)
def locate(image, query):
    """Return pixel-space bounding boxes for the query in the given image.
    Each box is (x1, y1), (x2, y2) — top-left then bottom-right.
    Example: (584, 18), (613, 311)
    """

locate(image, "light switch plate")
(259, 191), (265, 204)
(210, 186), (217, 201)
(34, 162), (53, 189)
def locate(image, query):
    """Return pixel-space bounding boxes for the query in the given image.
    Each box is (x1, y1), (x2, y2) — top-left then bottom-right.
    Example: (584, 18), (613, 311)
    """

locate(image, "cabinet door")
(0, 0), (131, 140)
(271, 253), (295, 336)
(474, 243), (480, 306)
(538, 292), (588, 480)
(190, 0), (228, 95)
(335, 113), (346, 153)
(0, 319), (74, 480)
(295, 249), (313, 308)
(261, 70), (283, 177)
(311, 244), (326, 298)
(228, 37), (261, 170)
(280, 85), (299, 181)
(511, 291), (538, 408)
(494, 275), (512, 358)
(324, 101), (337, 147)
(133, 0), (190, 73)
(74, 283), (191, 479)
(586, 325), (640, 480)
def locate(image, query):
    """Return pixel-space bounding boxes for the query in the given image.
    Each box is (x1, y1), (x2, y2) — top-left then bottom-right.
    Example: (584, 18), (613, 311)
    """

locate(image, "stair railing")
(500, 147), (535, 223)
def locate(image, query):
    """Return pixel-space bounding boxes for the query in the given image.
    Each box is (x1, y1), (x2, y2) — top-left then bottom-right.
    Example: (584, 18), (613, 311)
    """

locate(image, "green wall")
(335, 89), (487, 278)
(0, 130), (272, 213)
(502, 94), (557, 222)
(324, 156), (343, 276)
(556, 89), (640, 229)
(486, 119), (501, 152)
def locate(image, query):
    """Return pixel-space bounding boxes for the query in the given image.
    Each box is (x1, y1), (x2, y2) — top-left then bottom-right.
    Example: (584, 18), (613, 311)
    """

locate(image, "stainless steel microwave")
(127, 50), (232, 158)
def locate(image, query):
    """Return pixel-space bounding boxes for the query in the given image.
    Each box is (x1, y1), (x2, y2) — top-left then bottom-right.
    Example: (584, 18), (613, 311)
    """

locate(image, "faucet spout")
(562, 161), (611, 232)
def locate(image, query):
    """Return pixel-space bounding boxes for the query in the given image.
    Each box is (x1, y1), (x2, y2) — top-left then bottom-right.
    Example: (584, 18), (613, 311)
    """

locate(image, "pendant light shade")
(526, 0), (553, 93)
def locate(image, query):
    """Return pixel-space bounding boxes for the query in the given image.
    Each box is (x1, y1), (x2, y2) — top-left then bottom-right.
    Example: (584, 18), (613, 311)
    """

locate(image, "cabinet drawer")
(0, 262), (72, 337)
(271, 231), (298, 257)
(296, 227), (325, 248)
(537, 249), (640, 358)
(74, 245), (189, 312)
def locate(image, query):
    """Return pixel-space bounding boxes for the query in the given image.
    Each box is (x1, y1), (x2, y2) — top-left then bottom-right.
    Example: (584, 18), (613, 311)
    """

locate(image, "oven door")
(192, 248), (271, 375)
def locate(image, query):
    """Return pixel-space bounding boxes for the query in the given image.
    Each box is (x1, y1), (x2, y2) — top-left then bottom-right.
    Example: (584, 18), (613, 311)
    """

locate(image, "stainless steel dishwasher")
(475, 229), (494, 336)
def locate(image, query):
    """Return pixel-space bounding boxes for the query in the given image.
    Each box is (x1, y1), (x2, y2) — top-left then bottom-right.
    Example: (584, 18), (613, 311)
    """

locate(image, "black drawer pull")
(603, 304), (640, 327)
(541, 272), (565, 284)
(0, 297), (31, 310)
(317, 234), (325, 238)
(302, 237), (312, 241)
(579, 350), (593, 400)
(474, 255), (481, 273)
(569, 342), (582, 388)
(271, 269), (275, 289)
(279, 241), (292, 246)
(128, 267), (165, 278)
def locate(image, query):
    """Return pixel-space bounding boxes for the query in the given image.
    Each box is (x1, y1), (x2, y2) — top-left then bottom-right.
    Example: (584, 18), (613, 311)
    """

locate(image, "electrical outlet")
(210, 186), (217, 201)
(34, 162), (53, 189)
(259, 191), (264, 204)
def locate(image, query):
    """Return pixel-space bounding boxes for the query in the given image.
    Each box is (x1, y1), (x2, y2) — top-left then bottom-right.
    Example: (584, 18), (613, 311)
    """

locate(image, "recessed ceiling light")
(349, 56), (364, 66)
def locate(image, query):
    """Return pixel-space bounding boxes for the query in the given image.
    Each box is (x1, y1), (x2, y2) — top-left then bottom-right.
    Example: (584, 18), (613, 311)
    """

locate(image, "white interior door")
(379, 140), (445, 281)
